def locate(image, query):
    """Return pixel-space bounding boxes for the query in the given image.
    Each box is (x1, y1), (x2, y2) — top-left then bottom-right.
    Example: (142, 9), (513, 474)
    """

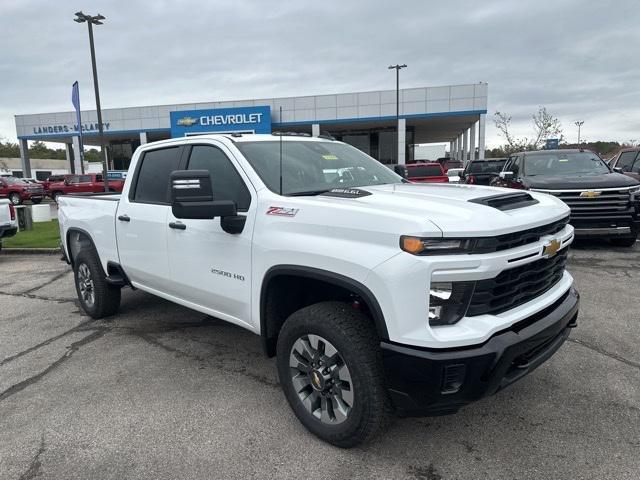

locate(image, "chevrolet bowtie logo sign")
(176, 117), (199, 127)
(542, 239), (562, 258)
(579, 190), (601, 198)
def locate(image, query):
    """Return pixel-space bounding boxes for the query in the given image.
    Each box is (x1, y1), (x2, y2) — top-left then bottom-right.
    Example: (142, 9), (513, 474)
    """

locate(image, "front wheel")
(276, 301), (390, 448)
(9, 193), (22, 205)
(73, 248), (121, 319)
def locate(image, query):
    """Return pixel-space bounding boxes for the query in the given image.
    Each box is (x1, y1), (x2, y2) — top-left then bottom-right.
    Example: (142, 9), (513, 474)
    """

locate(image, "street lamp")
(575, 121), (584, 146)
(388, 64), (407, 163)
(74, 11), (108, 192)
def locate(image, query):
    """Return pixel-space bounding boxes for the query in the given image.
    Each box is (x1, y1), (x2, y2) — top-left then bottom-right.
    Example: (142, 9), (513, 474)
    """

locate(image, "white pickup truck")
(59, 134), (579, 447)
(0, 198), (18, 251)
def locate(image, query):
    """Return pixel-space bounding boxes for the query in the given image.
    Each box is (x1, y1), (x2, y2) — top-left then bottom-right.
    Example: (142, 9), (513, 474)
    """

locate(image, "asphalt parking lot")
(1, 243), (638, 480)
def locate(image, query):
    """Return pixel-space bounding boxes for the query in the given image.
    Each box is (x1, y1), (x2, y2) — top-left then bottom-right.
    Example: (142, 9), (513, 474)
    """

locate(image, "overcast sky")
(1, 0), (638, 148)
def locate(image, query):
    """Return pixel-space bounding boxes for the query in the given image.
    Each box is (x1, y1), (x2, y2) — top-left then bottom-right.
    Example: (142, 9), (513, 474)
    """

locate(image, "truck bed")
(58, 194), (122, 271)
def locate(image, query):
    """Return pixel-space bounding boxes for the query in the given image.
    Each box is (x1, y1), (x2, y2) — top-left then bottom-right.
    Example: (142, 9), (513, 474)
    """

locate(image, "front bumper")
(381, 286), (579, 416)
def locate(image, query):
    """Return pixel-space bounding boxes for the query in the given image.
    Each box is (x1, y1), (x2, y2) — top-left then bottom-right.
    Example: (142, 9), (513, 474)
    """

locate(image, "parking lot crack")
(568, 338), (640, 371)
(18, 433), (46, 480)
(0, 327), (109, 403)
(0, 290), (77, 305)
(20, 270), (70, 295)
(0, 319), (98, 367)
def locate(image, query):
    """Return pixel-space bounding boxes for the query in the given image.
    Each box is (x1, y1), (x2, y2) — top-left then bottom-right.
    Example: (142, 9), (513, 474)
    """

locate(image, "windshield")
(468, 160), (505, 174)
(525, 152), (610, 176)
(235, 140), (401, 195)
(4, 177), (22, 184)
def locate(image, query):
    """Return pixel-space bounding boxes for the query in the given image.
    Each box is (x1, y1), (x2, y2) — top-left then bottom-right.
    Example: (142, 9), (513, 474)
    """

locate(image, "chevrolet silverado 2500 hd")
(58, 134), (579, 447)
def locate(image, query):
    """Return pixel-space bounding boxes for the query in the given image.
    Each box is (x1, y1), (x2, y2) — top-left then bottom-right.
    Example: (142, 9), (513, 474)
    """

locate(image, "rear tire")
(276, 301), (390, 448)
(73, 248), (121, 319)
(610, 236), (637, 247)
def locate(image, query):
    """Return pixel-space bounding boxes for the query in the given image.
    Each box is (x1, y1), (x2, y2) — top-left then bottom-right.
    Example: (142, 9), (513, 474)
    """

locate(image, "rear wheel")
(9, 193), (22, 205)
(610, 236), (637, 247)
(276, 301), (390, 448)
(73, 248), (121, 319)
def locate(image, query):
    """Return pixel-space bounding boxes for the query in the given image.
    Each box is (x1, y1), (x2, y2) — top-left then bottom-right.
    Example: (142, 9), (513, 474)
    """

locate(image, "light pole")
(388, 64), (407, 163)
(575, 121), (584, 146)
(74, 11), (108, 192)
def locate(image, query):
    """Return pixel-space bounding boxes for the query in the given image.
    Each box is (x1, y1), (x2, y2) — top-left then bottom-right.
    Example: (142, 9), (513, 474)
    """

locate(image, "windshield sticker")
(559, 158), (569, 162)
(321, 188), (372, 198)
(322, 155), (338, 160)
(266, 206), (299, 217)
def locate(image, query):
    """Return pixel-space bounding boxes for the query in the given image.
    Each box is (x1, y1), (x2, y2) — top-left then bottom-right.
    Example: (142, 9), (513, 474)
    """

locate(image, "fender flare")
(260, 265), (389, 353)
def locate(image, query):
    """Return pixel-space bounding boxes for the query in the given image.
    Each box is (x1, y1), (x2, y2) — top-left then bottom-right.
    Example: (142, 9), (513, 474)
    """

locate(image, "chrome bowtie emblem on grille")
(579, 190), (601, 198)
(542, 239), (561, 258)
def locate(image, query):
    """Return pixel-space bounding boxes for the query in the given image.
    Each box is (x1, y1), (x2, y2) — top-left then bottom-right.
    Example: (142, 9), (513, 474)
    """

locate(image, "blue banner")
(170, 105), (271, 138)
(71, 81), (85, 166)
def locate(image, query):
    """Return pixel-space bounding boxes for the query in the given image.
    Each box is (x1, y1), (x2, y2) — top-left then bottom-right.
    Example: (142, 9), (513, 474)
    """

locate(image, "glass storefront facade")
(327, 126), (415, 164)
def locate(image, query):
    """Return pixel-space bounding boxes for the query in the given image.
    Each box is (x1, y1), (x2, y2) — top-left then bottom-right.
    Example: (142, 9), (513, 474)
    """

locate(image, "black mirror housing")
(170, 170), (238, 220)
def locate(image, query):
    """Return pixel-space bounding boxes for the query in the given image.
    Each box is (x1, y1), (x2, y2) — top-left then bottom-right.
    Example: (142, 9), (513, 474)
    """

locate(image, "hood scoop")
(468, 192), (539, 211)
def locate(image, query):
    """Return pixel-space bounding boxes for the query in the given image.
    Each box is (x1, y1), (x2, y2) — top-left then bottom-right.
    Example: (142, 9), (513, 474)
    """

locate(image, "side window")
(503, 156), (515, 172)
(616, 152), (636, 172)
(133, 147), (181, 204)
(513, 156), (523, 176)
(632, 153), (640, 173)
(95, 174), (103, 182)
(186, 145), (252, 211)
(79, 175), (91, 183)
(68, 176), (80, 184)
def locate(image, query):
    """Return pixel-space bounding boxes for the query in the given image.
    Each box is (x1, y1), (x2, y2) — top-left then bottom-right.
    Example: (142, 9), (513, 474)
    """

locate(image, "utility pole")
(388, 64), (407, 163)
(74, 11), (109, 192)
(575, 121), (584, 146)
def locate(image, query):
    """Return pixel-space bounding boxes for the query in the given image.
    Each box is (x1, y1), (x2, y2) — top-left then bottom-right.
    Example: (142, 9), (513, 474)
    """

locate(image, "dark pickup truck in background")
(462, 158), (507, 185)
(405, 162), (449, 183)
(492, 149), (640, 246)
(609, 147), (640, 182)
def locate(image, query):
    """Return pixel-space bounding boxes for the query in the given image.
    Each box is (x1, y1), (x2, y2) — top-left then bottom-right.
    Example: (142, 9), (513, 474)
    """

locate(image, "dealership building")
(13, 83), (488, 177)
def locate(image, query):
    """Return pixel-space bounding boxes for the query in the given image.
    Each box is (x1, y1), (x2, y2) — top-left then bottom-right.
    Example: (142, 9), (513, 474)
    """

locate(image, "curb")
(1, 248), (61, 255)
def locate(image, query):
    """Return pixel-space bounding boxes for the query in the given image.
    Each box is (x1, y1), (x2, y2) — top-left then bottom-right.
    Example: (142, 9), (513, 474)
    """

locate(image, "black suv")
(491, 149), (640, 246)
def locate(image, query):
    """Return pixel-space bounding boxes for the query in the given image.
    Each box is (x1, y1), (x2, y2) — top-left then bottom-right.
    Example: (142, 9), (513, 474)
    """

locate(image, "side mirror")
(393, 165), (408, 179)
(613, 167), (624, 173)
(170, 170), (237, 220)
(63, 179), (69, 185)
(499, 171), (515, 180)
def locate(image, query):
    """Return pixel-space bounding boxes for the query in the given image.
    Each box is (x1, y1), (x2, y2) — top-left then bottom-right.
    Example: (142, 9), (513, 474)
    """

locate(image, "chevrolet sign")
(170, 105), (271, 137)
(176, 117), (198, 127)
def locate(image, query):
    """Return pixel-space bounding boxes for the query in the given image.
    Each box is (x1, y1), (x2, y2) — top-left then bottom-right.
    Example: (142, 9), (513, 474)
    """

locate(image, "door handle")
(169, 222), (186, 230)
(117, 215), (130, 222)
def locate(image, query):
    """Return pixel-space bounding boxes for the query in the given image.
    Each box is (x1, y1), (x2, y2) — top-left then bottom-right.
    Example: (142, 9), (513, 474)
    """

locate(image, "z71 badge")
(266, 206), (299, 217)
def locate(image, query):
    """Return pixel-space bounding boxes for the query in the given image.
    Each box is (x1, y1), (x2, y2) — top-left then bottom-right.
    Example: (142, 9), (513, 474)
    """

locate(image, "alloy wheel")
(77, 262), (95, 308)
(289, 334), (354, 424)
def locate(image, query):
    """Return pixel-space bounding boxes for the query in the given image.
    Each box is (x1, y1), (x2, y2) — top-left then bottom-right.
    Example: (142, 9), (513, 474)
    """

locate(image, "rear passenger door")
(166, 142), (255, 325)
(115, 146), (182, 292)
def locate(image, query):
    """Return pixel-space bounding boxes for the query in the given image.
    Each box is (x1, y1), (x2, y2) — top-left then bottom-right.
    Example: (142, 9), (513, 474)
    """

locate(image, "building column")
(72, 136), (83, 174)
(19, 139), (31, 178)
(397, 118), (406, 165)
(139, 131), (148, 145)
(449, 141), (454, 158)
(65, 143), (75, 174)
(478, 113), (486, 160)
(311, 124), (320, 137)
(454, 137), (459, 160)
(463, 129), (469, 163)
(458, 134), (464, 161)
(469, 122), (476, 161)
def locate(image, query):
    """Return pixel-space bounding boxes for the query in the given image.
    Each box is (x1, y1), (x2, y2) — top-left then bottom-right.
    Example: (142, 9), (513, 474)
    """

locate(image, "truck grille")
(467, 248), (568, 316)
(473, 216), (569, 253)
(552, 189), (633, 224)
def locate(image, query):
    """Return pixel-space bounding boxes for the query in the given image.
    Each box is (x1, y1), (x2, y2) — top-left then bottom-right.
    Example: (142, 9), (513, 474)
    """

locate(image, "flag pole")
(71, 81), (86, 174)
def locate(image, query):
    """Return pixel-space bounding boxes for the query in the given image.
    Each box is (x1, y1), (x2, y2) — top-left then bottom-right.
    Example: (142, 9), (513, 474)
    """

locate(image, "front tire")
(73, 248), (121, 319)
(276, 301), (390, 448)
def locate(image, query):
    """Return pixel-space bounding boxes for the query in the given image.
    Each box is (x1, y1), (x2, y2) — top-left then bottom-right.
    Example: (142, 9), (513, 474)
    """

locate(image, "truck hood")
(297, 183), (570, 237)
(524, 172), (638, 190)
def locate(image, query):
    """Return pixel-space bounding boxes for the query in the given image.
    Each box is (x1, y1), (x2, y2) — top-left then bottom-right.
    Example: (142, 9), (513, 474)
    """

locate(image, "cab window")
(617, 151), (638, 172)
(186, 145), (252, 212)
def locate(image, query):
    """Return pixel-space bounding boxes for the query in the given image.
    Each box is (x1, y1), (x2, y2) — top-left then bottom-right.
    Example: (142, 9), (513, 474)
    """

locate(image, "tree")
(494, 107), (563, 153)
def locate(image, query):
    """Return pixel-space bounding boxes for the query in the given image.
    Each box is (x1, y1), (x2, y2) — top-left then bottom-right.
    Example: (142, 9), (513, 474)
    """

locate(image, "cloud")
(1, 0), (638, 147)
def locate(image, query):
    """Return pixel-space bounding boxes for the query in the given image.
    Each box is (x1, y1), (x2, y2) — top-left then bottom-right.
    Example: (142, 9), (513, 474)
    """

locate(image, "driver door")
(167, 142), (255, 325)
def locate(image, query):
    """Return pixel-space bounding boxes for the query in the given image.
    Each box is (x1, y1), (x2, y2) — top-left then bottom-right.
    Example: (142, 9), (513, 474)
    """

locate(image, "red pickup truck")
(405, 162), (449, 183)
(48, 174), (125, 202)
(0, 176), (45, 205)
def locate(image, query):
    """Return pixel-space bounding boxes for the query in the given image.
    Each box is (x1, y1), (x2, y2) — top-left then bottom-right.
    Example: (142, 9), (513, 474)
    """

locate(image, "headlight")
(428, 281), (476, 326)
(400, 236), (476, 255)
